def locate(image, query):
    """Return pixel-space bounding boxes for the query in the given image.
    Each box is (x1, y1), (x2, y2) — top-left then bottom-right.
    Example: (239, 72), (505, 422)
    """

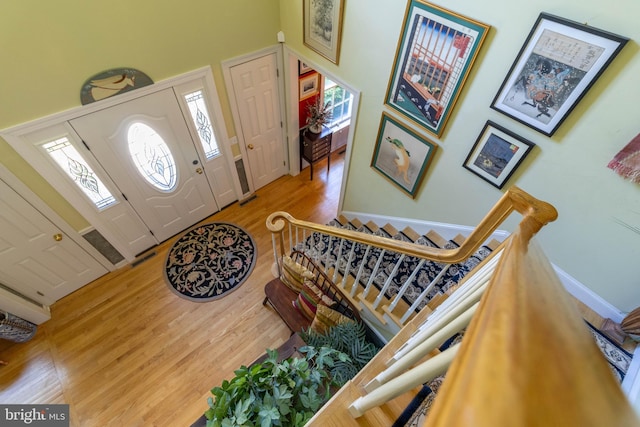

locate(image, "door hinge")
(81, 140), (90, 151)
(121, 193), (128, 201)
(276, 68), (280, 78)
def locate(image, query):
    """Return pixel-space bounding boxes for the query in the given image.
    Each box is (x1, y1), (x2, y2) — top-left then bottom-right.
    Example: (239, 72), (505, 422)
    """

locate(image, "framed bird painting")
(80, 68), (154, 105)
(371, 112), (438, 198)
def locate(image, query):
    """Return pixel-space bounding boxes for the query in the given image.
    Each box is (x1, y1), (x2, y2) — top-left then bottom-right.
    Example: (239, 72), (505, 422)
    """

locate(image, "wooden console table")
(300, 127), (332, 180)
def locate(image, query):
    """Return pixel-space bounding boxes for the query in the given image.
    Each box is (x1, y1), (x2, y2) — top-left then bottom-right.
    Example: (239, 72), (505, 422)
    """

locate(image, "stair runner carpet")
(298, 217), (494, 312)
(392, 322), (634, 426)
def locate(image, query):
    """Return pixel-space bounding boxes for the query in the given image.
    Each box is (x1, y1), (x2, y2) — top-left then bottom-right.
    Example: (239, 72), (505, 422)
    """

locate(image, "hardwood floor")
(0, 152), (345, 426)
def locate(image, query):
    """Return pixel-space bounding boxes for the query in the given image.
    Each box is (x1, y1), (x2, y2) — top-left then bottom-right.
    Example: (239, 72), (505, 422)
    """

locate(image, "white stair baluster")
(348, 344), (460, 418)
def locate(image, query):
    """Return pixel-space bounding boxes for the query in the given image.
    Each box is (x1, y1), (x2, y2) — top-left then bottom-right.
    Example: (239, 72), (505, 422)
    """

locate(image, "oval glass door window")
(127, 122), (177, 191)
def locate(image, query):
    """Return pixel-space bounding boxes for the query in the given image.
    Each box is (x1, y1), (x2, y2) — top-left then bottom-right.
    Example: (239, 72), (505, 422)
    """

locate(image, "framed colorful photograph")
(371, 112), (439, 198)
(384, 0), (490, 138)
(463, 121), (535, 189)
(303, 0), (344, 64)
(491, 13), (628, 136)
(299, 72), (319, 101)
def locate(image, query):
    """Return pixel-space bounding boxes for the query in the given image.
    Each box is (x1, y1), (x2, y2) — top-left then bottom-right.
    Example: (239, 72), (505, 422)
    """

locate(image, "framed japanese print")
(491, 13), (628, 136)
(371, 112), (438, 198)
(463, 121), (535, 189)
(384, 1), (489, 138)
(303, 0), (344, 64)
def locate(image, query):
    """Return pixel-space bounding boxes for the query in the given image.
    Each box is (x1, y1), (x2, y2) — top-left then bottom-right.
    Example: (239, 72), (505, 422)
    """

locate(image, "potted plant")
(306, 98), (332, 134)
(204, 346), (352, 427)
(204, 321), (381, 427)
(300, 320), (380, 375)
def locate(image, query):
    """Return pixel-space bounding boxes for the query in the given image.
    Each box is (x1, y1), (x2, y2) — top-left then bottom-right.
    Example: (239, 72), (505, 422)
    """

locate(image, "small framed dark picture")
(463, 121), (535, 189)
(299, 61), (314, 75)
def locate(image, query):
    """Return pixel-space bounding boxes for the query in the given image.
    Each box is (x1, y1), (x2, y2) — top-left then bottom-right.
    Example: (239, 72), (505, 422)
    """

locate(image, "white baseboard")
(0, 285), (51, 324)
(340, 210), (509, 244)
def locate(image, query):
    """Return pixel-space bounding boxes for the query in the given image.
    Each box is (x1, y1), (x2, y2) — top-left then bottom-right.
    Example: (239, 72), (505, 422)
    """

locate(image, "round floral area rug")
(164, 222), (257, 302)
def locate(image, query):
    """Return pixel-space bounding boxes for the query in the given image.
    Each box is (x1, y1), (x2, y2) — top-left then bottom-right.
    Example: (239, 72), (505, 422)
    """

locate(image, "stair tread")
(425, 230), (448, 248)
(400, 227), (422, 243)
(381, 223), (398, 238)
(348, 218), (363, 230)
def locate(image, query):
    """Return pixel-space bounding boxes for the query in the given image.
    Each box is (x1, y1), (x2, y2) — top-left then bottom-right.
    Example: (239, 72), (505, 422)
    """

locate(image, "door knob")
(195, 168), (203, 174)
(53, 233), (63, 241)
(247, 144), (254, 150)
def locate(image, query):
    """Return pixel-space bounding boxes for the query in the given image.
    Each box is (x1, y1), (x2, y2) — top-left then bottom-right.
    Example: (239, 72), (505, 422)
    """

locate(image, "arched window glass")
(127, 122), (177, 191)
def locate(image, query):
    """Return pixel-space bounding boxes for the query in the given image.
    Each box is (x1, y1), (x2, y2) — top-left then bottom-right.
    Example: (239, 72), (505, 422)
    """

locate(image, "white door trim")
(1, 66), (240, 261)
(221, 45), (288, 197)
(282, 46), (360, 214)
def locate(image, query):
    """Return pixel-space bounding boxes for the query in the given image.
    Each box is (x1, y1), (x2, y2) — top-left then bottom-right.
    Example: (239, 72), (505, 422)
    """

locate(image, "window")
(42, 137), (117, 210)
(323, 78), (353, 128)
(184, 90), (220, 159)
(127, 122), (177, 191)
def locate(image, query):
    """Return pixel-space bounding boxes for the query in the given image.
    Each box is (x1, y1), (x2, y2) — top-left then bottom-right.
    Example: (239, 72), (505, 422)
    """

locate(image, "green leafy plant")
(204, 346), (350, 427)
(300, 321), (381, 379)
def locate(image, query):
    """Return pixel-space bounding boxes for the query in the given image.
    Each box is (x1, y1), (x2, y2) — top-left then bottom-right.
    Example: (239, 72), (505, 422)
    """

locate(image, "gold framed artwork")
(371, 112), (438, 198)
(303, 0), (345, 64)
(384, 1), (489, 138)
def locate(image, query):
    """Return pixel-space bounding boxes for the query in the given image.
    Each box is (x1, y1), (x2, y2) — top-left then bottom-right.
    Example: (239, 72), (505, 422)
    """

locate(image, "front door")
(0, 179), (108, 304)
(70, 89), (219, 243)
(228, 53), (287, 190)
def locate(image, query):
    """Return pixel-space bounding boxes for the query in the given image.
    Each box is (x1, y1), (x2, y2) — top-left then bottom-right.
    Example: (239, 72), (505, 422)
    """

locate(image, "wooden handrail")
(266, 186), (557, 264)
(423, 221), (640, 427)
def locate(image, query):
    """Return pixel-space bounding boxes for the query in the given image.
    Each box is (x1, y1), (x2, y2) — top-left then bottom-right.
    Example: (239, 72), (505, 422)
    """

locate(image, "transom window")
(323, 78), (353, 128)
(127, 122), (177, 191)
(184, 90), (220, 159)
(42, 137), (117, 210)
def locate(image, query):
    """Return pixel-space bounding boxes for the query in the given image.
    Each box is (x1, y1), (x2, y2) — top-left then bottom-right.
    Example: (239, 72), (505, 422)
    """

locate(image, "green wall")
(280, 0), (640, 313)
(1, 0), (639, 313)
(0, 0), (281, 229)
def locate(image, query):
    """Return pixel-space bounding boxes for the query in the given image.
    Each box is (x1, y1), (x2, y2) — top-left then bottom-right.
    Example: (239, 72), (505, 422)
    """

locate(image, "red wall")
(298, 69), (321, 128)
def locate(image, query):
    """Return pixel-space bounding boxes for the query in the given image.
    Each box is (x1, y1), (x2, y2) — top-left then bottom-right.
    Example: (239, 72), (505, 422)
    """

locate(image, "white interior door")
(229, 53), (287, 190)
(70, 89), (219, 242)
(0, 179), (108, 304)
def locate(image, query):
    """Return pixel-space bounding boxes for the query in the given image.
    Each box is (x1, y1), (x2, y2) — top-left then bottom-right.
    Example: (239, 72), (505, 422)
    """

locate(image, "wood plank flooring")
(0, 153), (345, 427)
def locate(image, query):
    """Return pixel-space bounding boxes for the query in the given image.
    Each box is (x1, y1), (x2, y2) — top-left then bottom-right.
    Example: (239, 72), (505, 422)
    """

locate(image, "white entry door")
(228, 53), (287, 190)
(70, 89), (219, 243)
(0, 179), (108, 305)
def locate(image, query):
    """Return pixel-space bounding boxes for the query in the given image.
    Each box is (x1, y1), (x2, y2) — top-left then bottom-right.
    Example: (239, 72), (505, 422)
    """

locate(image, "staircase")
(266, 187), (640, 426)
(292, 214), (501, 341)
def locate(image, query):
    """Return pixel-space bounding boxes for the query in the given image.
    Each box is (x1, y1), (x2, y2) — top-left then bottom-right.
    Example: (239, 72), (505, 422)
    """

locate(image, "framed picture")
(491, 13), (628, 136)
(371, 112), (439, 198)
(463, 121), (535, 189)
(303, 0), (344, 64)
(299, 72), (319, 101)
(299, 61), (314, 75)
(384, 0), (489, 138)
